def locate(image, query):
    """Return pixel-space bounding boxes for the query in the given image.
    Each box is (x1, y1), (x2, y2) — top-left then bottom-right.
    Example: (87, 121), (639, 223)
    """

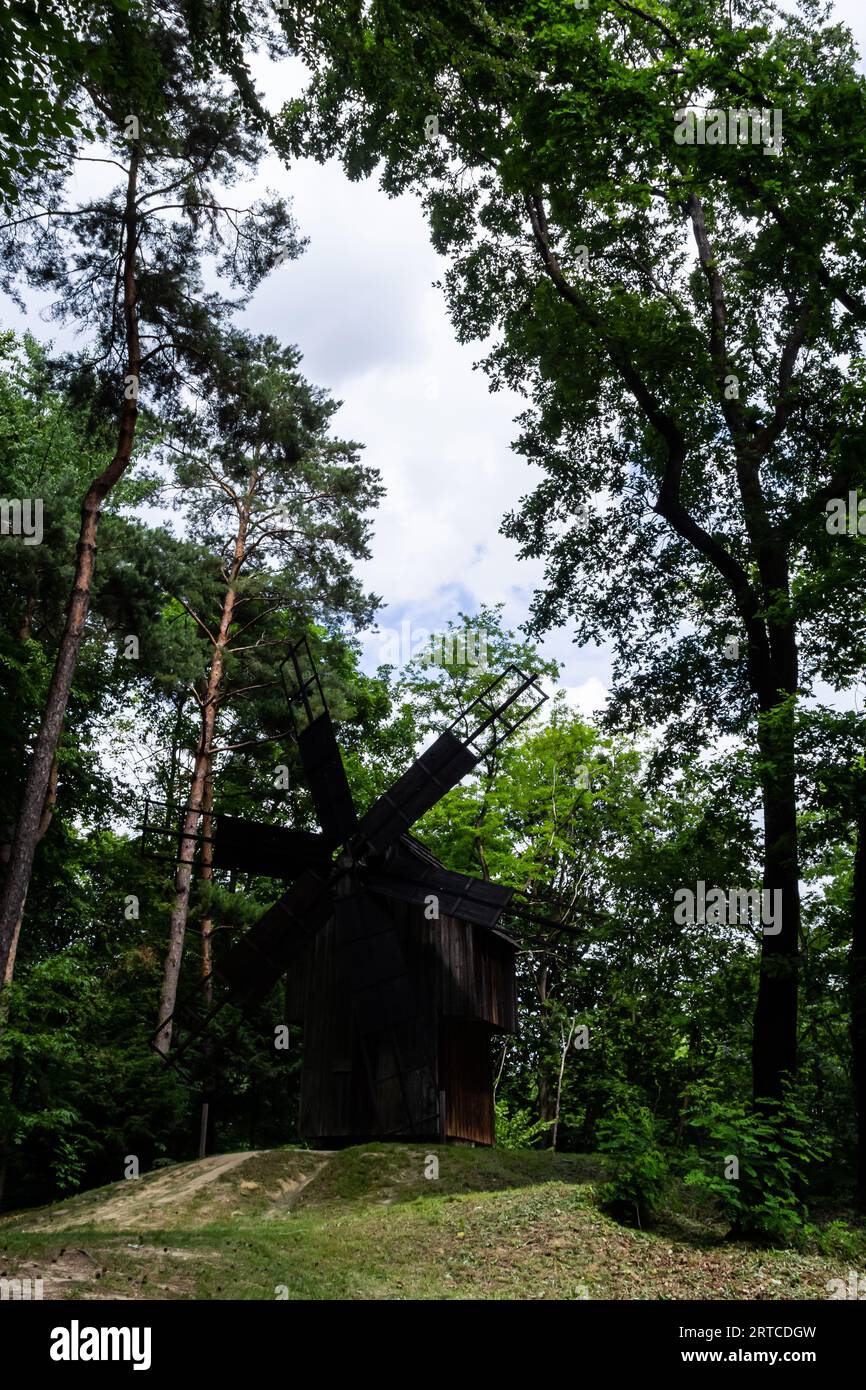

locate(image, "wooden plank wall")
(293, 897), (516, 1142)
(427, 913), (516, 1033)
(439, 1018), (495, 1144)
(298, 906), (440, 1141)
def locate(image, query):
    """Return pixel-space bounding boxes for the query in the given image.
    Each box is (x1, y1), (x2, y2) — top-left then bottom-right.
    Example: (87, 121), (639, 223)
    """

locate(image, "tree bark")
(534, 962), (557, 1145)
(524, 190), (805, 1105)
(154, 697), (219, 1054)
(851, 794), (866, 1206)
(750, 636), (800, 1102)
(154, 487), (252, 1052)
(1, 757), (59, 991)
(200, 766), (215, 1008)
(0, 141), (142, 988)
(198, 766), (215, 1157)
(551, 1014), (577, 1151)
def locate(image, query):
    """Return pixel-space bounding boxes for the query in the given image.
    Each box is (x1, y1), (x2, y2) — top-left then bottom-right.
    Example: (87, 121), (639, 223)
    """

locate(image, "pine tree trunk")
(155, 735), (214, 1054)
(198, 767), (215, 1157)
(200, 766), (215, 1007)
(154, 491), (251, 1052)
(1, 758), (58, 992)
(0, 143), (142, 988)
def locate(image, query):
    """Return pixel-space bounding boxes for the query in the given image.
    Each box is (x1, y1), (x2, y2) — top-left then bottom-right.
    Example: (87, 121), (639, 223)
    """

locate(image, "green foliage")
(0, 940), (186, 1204)
(0, 0), (281, 211)
(280, 0), (866, 1160)
(493, 1097), (551, 1150)
(0, 0), (129, 208)
(597, 1103), (671, 1229)
(683, 1087), (832, 1245)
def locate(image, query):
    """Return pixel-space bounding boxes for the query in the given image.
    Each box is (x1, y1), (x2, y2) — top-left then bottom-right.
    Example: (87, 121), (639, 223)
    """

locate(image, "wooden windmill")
(152, 638), (546, 1146)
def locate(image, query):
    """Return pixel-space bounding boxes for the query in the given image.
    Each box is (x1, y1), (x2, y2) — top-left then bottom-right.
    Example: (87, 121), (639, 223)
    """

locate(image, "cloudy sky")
(239, 50), (573, 692)
(3, 1), (864, 718)
(242, 0), (866, 713)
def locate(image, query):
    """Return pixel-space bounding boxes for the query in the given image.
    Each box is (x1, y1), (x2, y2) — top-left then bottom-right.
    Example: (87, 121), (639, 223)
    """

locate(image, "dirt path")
(15, 1148), (337, 1233)
(21, 1152), (267, 1231)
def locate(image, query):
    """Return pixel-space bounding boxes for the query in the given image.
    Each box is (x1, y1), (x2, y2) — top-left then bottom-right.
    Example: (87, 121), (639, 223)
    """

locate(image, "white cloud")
(555, 678), (610, 720)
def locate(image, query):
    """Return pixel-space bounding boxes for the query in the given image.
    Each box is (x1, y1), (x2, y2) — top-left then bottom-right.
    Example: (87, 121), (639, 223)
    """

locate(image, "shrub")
(493, 1098), (552, 1149)
(683, 1086), (830, 1246)
(597, 1105), (670, 1228)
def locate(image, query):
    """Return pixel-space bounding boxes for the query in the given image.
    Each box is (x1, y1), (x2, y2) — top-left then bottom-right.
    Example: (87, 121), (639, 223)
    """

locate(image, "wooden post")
(198, 1100), (209, 1160)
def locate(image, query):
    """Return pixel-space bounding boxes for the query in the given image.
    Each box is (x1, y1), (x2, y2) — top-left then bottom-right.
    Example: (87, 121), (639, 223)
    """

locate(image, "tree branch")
(174, 596), (218, 646)
(524, 191), (764, 649)
(687, 192), (749, 443)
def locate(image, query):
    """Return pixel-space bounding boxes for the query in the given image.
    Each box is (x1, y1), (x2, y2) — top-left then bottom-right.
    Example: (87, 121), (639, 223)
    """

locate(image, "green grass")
(0, 1144), (863, 1300)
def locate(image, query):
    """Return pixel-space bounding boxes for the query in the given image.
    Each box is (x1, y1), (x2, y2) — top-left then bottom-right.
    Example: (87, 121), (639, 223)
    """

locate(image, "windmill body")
(283, 834), (517, 1145)
(154, 641), (545, 1148)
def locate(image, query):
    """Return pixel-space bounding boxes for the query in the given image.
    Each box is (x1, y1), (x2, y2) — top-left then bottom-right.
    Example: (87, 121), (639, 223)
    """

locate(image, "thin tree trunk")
(154, 714), (217, 1053)
(1, 758), (59, 991)
(200, 765), (215, 1007)
(535, 963), (557, 1145)
(198, 766), (215, 1158)
(551, 1015), (577, 1151)
(155, 490), (252, 1052)
(493, 1038), (508, 1099)
(851, 795), (866, 1207)
(0, 141), (142, 987)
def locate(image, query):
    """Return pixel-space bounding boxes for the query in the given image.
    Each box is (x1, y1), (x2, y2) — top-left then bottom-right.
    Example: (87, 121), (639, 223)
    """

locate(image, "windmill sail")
(355, 731), (479, 856)
(214, 868), (334, 1005)
(212, 815), (332, 879)
(296, 711), (358, 842)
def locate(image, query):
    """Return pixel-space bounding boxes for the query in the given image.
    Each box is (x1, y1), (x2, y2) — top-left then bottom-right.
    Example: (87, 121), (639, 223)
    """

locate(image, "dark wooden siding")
(298, 912), (355, 1138)
(439, 1018), (494, 1144)
(351, 1019), (438, 1138)
(426, 913), (516, 1033)
(298, 906), (439, 1141)
(291, 896), (516, 1143)
(283, 948), (308, 1022)
(473, 928), (517, 1033)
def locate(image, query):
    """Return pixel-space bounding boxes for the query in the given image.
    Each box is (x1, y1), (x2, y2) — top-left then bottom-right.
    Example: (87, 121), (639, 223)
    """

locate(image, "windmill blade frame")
(354, 729), (478, 855)
(353, 665), (547, 858)
(211, 814), (333, 879)
(445, 664), (548, 756)
(280, 637), (358, 844)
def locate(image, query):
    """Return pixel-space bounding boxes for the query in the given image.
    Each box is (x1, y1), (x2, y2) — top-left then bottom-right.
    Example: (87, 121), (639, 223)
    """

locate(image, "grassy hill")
(0, 1145), (857, 1300)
